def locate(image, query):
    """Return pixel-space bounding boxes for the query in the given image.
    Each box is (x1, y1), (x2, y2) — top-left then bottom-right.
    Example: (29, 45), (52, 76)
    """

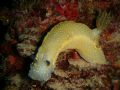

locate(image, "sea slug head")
(28, 47), (54, 83)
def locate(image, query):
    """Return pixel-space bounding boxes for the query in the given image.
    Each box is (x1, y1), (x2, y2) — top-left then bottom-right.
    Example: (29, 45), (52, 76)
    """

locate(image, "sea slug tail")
(96, 11), (113, 31)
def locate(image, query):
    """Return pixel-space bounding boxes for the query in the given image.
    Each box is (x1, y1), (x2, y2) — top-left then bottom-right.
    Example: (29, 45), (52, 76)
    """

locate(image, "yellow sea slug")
(28, 20), (109, 82)
(28, 11), (113, 83)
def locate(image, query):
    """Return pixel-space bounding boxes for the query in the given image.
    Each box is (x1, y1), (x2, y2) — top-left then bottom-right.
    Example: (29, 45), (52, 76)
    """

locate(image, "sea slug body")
(28, 21), (107, 82)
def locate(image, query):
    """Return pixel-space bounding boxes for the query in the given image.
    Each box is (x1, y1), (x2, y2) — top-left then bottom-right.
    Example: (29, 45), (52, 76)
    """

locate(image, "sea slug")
(28, 21), (107, 82)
